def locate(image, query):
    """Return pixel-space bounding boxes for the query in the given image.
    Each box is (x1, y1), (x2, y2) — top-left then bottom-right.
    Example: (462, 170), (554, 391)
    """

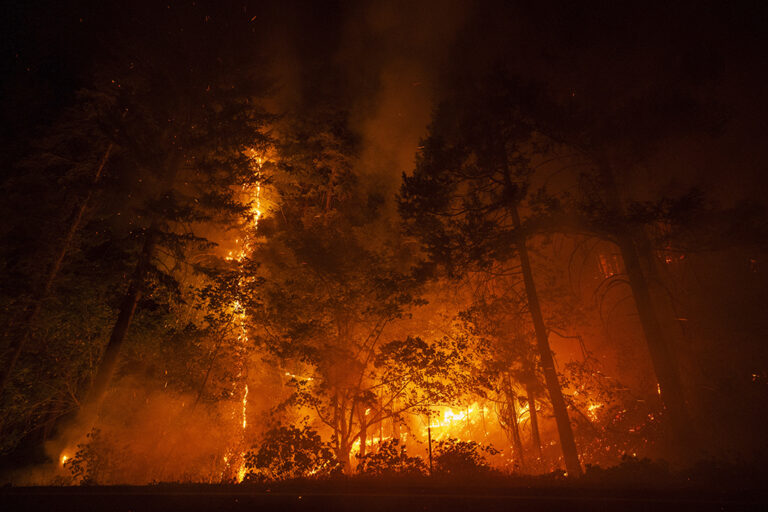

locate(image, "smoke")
(5, 382), (238, 485)
(264, 0), (468, 200)
(337, 0), (468, 186)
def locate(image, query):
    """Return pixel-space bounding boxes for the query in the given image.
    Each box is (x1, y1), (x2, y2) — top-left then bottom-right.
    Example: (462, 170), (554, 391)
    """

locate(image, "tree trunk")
(427, 410), (434, 474)
(0, 144), (113, 397)
(511, 205), (582, 476)
(616, 233), (692, 450)
(391, 396), (399, 441)
(338, 399), (354, 474)
(80, 151), (182, 413)
(595, 163), (692, 452)
(338, 437), (353, 475)
(526, 384), (544, 461)
(49, 224), (157, 458)
(504, 380), (526, 471)
(84, 225), (158, 413)
(358, 409), (368, 462)
(379, 393), (384, 448)
(193, 326), (230, 408)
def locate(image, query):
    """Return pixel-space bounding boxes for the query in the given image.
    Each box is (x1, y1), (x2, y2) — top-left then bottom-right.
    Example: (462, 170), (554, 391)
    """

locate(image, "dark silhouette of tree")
(240, 103), (491, 471)
(0, 99), (115, 397)
(399, 77), (583, 476)
(23, 3), (277, 457)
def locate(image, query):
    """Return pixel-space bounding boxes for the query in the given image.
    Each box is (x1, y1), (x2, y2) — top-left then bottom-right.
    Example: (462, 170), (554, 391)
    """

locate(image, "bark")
(337, 398), (354, 474)
(616, 233), (692, 449)
(598, 164), (692, 452)
(427, 410), (434, 474)
(82, 225), (158, 414)
(192, 326), (230, 408)
(391, 396), (399, 440)
(358, 409), (367, 460)
(526, 384), (544, 461)
(511, 205), (582, 476)
(504, 380), (526, 471)
(49, 223), (158, 458)
(338, 437), (353, 475)
(379, 394), (384, 448)
(0, 144), (113, 397)
(78, 151), (181, 418)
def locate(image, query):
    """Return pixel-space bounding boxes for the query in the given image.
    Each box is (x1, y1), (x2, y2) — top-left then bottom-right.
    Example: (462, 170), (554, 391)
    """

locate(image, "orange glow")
(228, 151), (265, 484)
(587, 401), (604, 421)
(422, 403), (491, 440)
(242, 384), (248, 430)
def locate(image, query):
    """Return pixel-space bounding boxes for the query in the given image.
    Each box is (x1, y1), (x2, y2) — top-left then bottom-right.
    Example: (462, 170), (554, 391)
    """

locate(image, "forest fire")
(1, 2), (768, 511)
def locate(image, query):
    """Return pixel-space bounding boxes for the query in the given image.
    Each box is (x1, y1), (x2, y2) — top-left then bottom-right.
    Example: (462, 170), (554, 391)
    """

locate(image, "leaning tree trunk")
(596, 164), (692, 453)
(526, 383), (544, 461)
(511, 205), (582, 477)
(84, 226), (158, 413)
(616, 233), (692, 451)
(79, 151), (181, 416)
(50, 223), (158, 458)
(0, 144), (113, 398)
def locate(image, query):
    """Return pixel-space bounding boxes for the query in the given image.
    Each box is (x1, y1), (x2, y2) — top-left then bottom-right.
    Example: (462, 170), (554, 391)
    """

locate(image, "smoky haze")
(1, 0), (767, 494)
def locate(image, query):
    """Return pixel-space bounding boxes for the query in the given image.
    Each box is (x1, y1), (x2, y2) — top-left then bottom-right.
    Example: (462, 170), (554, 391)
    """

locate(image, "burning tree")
(0, 3), (275, 473)
(399, 77), (583, 476)
(234, 103), (494, 472)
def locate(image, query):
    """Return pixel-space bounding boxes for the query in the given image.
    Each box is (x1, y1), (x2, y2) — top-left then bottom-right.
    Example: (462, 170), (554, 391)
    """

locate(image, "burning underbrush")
(21, 388), (661, 486)
(7, 385), (246, 485)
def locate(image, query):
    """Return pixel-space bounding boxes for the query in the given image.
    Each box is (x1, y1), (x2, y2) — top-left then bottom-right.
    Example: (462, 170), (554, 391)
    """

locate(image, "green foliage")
(357, 439), (426, 476)
(243, 424), (342, 482)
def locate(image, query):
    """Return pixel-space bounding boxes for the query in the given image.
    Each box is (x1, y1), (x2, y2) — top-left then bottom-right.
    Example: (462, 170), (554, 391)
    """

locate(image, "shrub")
(433, 438), (499, 476)
(357, 439), (427, 476)
(64, 428), (125, 485)
(243, 424), (341, 482)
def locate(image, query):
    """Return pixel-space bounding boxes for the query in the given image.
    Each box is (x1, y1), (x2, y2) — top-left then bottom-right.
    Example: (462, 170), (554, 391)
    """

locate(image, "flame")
(60, 454), (68, 466)
(228, 151), (265, 484)
(284, 371), (313, 381)
(237, 460), (247, 483)
(587, 401), (604, 421)
(515, 403), (531, 424)
(422, 403), (491, 441)
(242, 384), (248, 430)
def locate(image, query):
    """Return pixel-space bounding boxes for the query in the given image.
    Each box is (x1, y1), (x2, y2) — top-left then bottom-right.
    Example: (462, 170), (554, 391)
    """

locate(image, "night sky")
(4, 1), (768, 199)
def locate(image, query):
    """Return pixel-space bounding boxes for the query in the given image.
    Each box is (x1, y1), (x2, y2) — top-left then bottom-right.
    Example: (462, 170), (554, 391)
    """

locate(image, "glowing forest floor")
(2, 480), (766, 512)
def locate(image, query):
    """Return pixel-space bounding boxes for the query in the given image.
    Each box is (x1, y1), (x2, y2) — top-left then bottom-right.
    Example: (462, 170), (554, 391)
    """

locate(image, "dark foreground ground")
(2, 484), (766, 512)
